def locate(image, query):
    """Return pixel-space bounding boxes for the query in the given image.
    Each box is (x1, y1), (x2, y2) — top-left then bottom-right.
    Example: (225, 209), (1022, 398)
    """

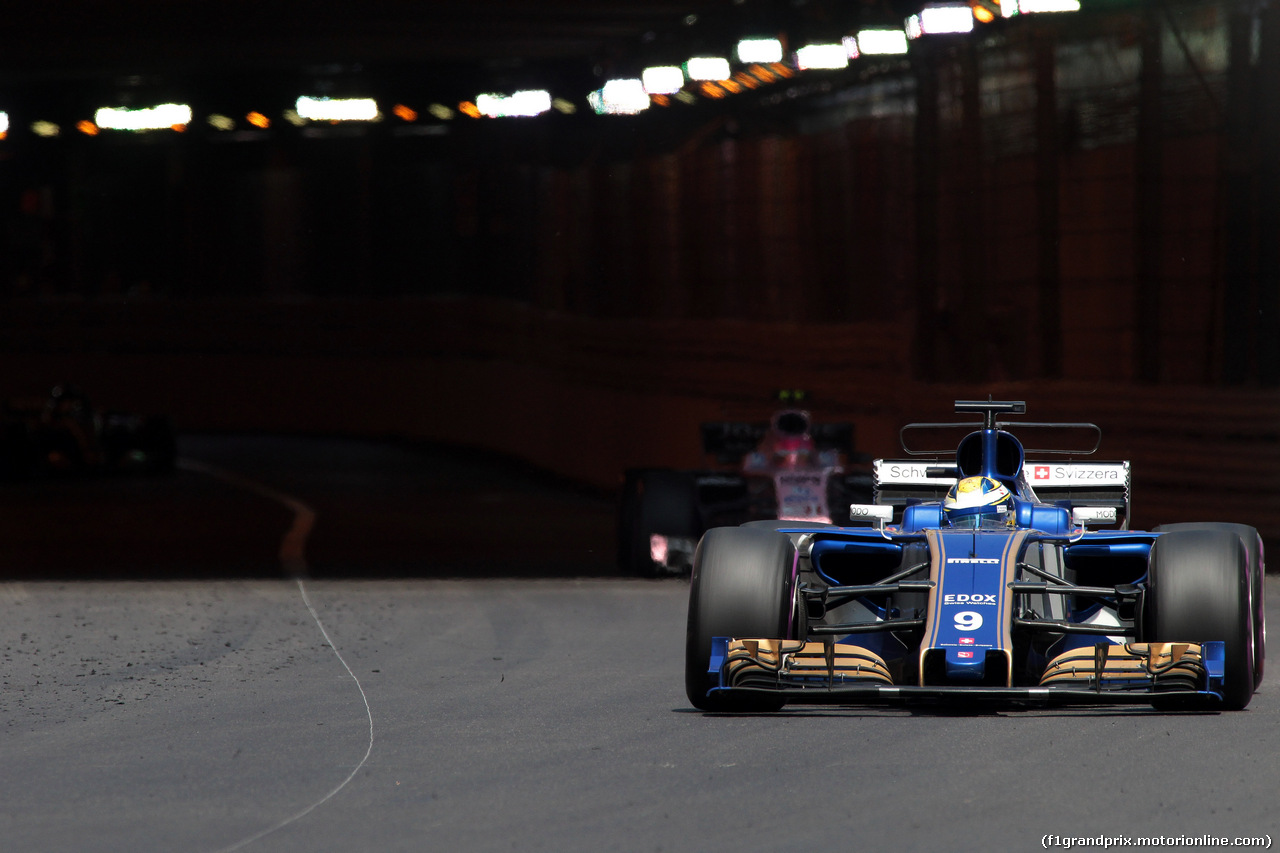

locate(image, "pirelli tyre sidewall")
(1154, 522), (1265, 690)
(1147, 528), (1254, 710)
(685, 526), (797, 712)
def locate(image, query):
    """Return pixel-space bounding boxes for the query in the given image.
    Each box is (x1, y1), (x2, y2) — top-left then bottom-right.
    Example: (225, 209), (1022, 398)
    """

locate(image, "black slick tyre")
(685, 526), (797, 712)
(1154, 522), (1265, 689)
(1147, 529), (1254, 710)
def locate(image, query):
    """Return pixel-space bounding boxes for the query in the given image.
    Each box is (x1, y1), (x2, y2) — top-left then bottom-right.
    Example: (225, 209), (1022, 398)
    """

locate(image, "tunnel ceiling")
(0, 1), (744, 80)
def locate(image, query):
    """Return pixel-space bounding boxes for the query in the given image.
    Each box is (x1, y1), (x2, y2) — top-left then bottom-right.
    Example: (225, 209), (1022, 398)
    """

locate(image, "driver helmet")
(767, 410), (814, 466)
(772, 410), (810, 437)
(942, 476), (1013, 529)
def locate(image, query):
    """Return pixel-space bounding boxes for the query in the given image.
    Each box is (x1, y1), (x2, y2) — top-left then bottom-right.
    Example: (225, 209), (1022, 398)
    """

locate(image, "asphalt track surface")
(0, 435), (1276, 853)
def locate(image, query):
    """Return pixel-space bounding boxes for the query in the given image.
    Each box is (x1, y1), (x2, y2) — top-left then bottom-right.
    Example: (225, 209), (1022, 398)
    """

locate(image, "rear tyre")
(685, 526), (797, 712)
(618, 470), (699, 577)
(1147, 529), (1254, 710)
(1155, 522), (1265, 689)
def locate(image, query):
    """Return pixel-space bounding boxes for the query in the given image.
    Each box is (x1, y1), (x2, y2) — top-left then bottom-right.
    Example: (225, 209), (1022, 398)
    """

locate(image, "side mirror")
(1072, 506), (1118, 528)
(849, 504), (893, 528)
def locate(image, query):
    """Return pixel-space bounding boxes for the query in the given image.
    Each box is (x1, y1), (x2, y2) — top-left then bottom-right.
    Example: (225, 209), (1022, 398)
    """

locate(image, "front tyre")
(1147, 529), (1254, 710)
(685, 526), (797, 712)
(1154, 522), (1265, 689)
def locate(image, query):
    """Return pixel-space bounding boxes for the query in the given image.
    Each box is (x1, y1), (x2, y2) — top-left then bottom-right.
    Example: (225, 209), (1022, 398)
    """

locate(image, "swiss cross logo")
(959, 637), (975, 645)
(1034, 465), (1050, 480)
(957, 651), (974, 659)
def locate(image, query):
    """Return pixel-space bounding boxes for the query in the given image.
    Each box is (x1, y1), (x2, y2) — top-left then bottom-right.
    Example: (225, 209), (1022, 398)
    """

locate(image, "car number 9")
(954, 611), (983, 631)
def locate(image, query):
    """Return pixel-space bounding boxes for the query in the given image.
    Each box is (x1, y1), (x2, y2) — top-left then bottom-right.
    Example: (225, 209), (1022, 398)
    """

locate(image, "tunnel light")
(31, 121), (60, 138)
(207, 114), (236, 131)
(294, 96), (379, 122)
(795, 43), (849, 70)
(95, 103), (192, 131)
(736, 38), (783, 64)
(908, 5), (975, 37)
(642, 66), (685, 95)
(685, 56), (731, 81)
(428, 103), (455, 120)
(858, 29), (910, 54)
(590, 79), (650, 115)
(1015, 0), (1080, 12)
(475, 90), (552, 118)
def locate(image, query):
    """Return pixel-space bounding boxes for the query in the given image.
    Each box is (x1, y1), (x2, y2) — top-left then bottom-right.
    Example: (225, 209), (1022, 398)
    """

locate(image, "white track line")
(178, 458), (375, 852)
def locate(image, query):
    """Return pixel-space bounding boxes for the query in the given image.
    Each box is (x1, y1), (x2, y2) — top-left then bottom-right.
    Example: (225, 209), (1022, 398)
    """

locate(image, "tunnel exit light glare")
(95, 103), (192, 130)
(736, 38), (783, 64)
(685, 57), (731, 81)
(642, 66), (685, 95)
(1016, 0), (1081, 12)
(475, 90), (551, 117)
(590, 79), (650, 114)
(908, 5), (975, 37)
(795, 43), (849, 70)
(295, 96), (379, 121)
(857, 30), (910, 54)
(0, 112), (8, 135)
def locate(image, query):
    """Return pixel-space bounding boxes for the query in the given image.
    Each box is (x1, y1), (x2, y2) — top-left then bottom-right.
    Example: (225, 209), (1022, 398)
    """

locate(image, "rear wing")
(873, 459), (1131, 529)
(701, 421), (855, 464)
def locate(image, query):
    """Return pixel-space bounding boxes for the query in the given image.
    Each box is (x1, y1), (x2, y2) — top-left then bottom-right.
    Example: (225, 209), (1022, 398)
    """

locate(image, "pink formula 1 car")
(618, 407), (872, 577)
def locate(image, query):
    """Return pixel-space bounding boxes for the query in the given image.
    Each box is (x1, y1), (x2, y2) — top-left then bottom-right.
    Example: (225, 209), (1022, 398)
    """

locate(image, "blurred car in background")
(0, 384), (176, 479)
(618, 401), (872, 576)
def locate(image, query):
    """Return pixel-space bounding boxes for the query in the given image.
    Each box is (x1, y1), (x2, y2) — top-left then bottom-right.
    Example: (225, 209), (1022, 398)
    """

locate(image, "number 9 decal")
(954, 611), (983, 631)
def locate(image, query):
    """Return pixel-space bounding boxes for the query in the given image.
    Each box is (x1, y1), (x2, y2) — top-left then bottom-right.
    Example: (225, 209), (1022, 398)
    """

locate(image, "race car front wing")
(705, 637), (1228, 707)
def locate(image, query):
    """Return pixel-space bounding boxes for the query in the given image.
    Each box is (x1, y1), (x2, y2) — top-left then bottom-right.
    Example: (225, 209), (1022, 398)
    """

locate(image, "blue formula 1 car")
(686, 399), (1266, 712)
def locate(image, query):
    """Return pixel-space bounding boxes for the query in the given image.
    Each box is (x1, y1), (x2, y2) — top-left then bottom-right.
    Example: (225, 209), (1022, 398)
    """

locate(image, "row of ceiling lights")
(0, 0), (1081, 138)
(593, 0), (1079, 113)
